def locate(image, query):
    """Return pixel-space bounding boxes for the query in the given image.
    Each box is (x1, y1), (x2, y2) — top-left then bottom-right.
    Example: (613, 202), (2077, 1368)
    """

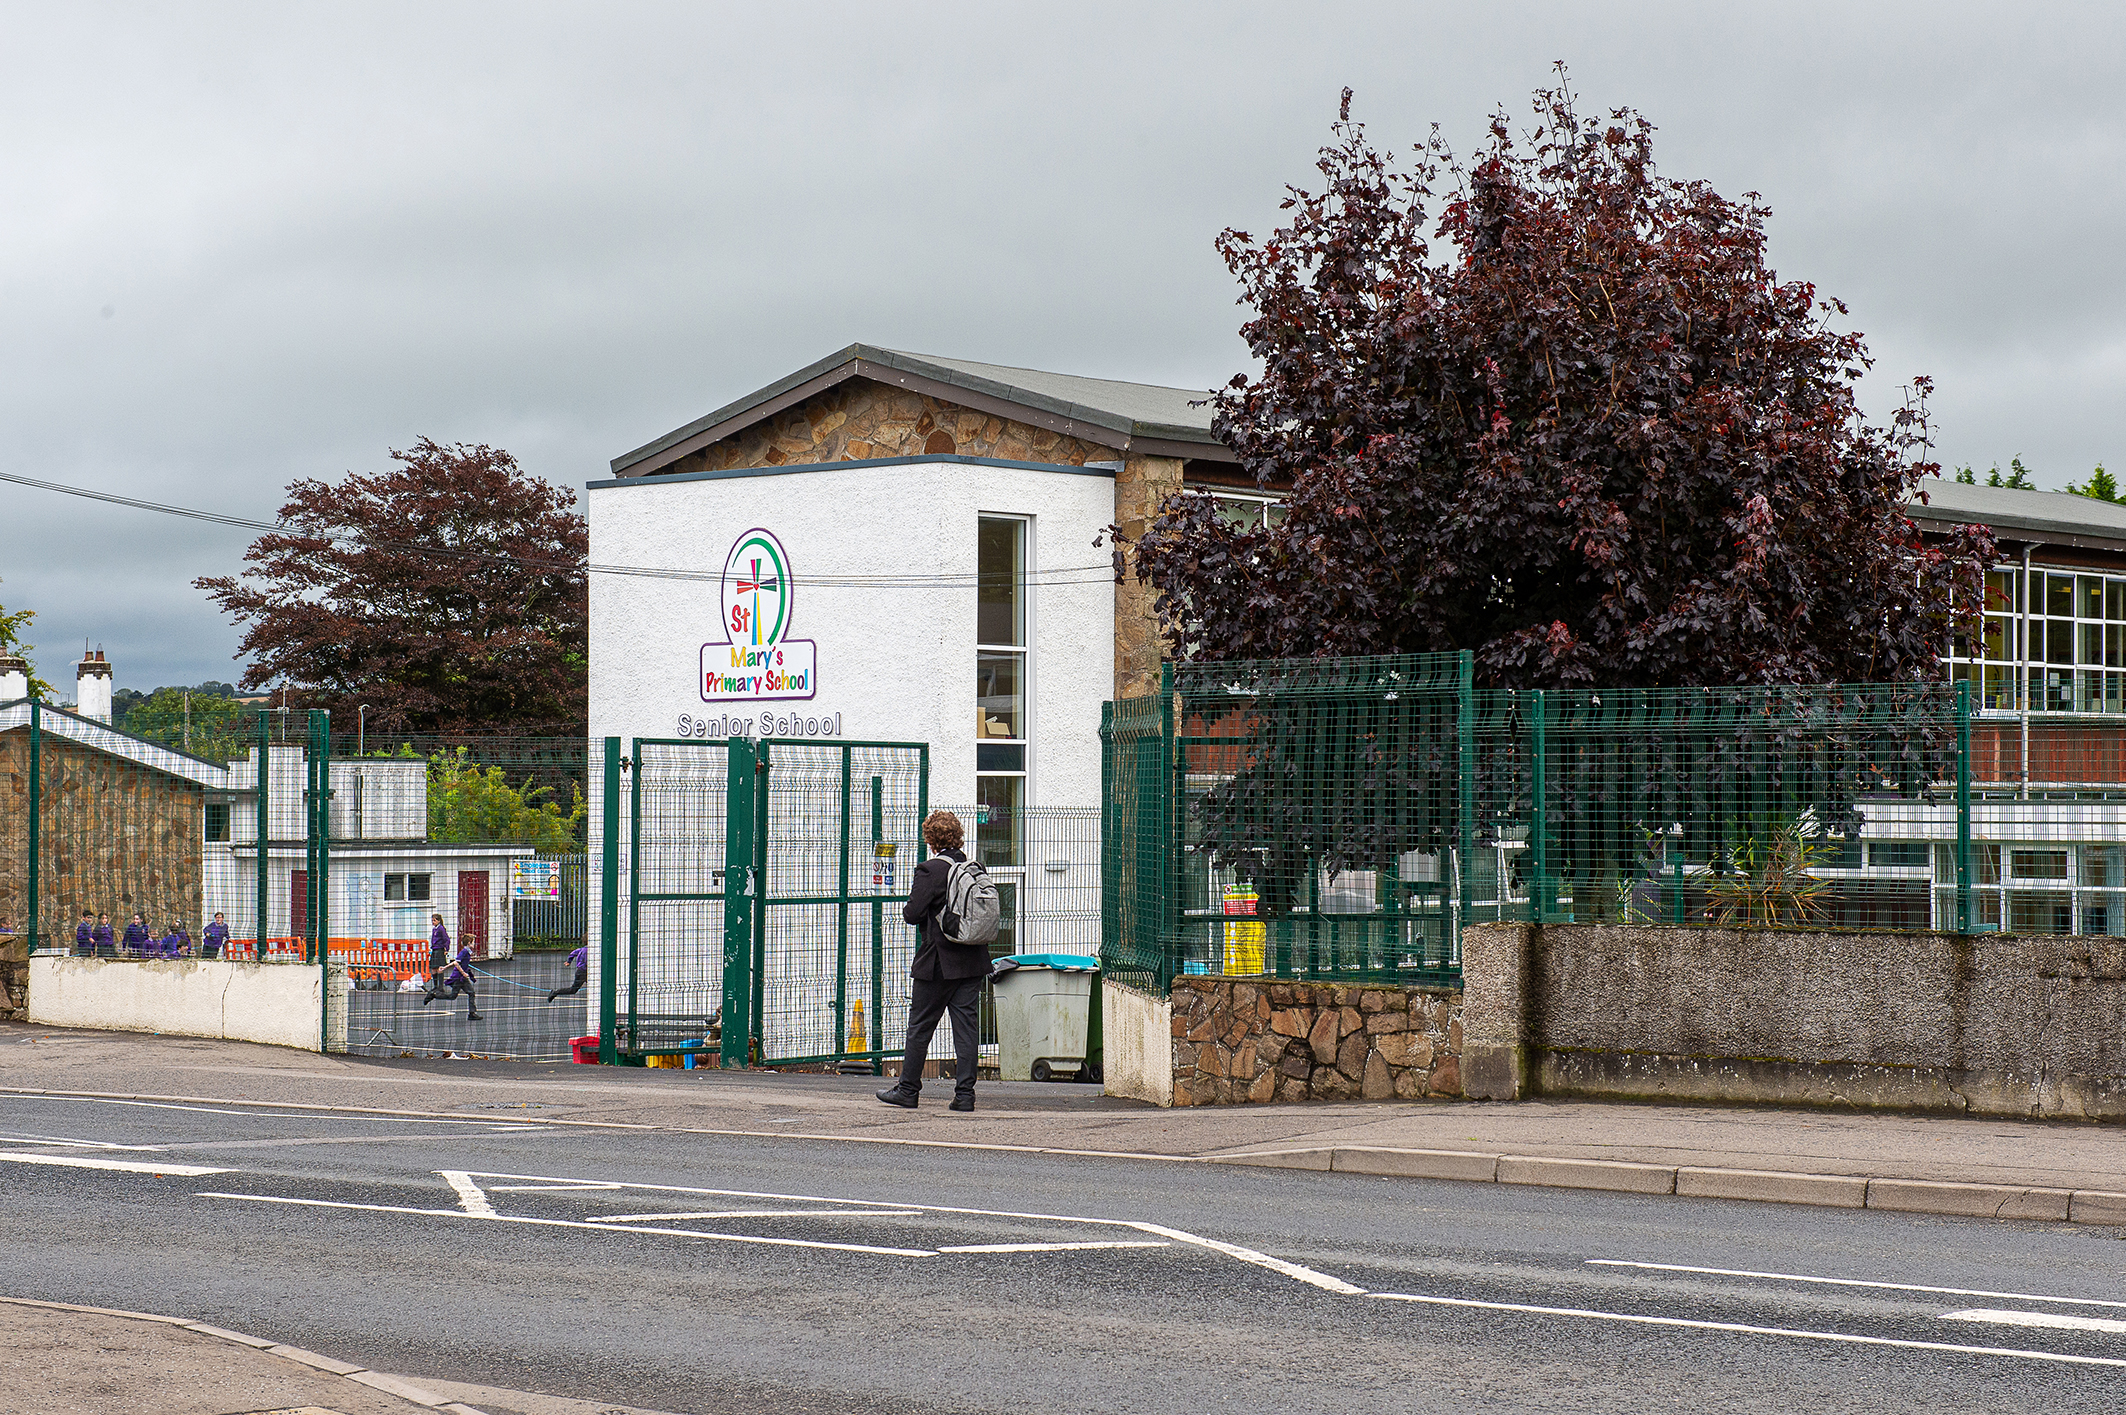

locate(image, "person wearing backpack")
(877, 810), (999, 1113)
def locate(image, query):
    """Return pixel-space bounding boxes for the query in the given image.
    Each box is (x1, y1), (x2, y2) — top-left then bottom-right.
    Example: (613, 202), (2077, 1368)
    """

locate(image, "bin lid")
(997, 952), (1099, 973)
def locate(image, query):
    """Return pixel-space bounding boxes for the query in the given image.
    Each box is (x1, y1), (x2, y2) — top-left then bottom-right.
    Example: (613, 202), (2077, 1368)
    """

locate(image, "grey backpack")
(939, 856), (1002, 947)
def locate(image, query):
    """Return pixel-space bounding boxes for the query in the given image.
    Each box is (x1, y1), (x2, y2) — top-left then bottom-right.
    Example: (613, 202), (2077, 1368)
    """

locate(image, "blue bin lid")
(998, 952), (1100, 973)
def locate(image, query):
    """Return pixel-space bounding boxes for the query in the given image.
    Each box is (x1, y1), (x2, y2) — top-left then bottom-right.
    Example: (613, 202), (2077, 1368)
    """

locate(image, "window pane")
(2048, 573), (2075, 618)
(409, 873), (431, 901)
(977, 518), (1024, 646)
(2081, 576), (2105, 619)
(2048, 621), (2075, 665)
(1212, 496), (1261, 531)
(384, 873), (404, 901)
(973, 776), (1021, 867)
(976, 650), (1022, 739)
(2009, 891), (2072, 934)
(1868, 841), (1927, 869)
(1981, 665), (2012, 711)
(1986, 571), (2017, 614)
(2080, 669), (2106, 713)
(2110, 581), (2125, 622)
(1982, 616), (2008, 660)
(2082, 624), (2105, 665)
(976, 743), (1025, 772)
(2083, 893), (2123, 936)
(2084, 845), (2125, 889)
(2011, 849), (2068, 880)
(204, 802), (230, 843)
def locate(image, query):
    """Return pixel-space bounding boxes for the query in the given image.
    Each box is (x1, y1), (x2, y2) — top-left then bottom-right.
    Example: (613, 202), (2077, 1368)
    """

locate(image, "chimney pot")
(75, 648), (114, 722)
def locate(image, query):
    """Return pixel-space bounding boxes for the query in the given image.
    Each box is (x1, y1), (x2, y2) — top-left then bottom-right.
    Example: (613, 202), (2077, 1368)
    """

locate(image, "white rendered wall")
(29, 955), (340, 1052)
(588, 458), (1116, 810)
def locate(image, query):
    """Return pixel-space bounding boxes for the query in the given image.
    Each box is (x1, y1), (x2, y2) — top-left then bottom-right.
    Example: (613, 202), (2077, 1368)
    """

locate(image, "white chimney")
(0, 654), (26, 702)
(75, 648), (113, 722)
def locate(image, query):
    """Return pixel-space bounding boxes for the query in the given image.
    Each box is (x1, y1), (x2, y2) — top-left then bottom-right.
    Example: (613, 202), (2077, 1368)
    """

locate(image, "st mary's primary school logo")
(702, 527), (817, 701)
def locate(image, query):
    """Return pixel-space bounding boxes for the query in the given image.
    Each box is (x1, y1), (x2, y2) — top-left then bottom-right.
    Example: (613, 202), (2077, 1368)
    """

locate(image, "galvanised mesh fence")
(1102, 654), (2002, 996)
(324, 733), (591, 1061)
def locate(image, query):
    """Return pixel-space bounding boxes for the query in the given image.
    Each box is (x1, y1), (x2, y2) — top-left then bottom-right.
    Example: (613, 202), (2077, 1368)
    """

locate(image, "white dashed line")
(1942, 1308), (2126, 1335)
(1374, 1292), (2126, 1368)
(1588, 1259), (2126, 1311)
(0, 1151), (232, 1176)
(939, 1241), (1170, 1254)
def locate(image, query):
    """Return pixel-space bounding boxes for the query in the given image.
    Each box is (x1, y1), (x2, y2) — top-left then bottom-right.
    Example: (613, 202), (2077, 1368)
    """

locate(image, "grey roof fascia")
(1903, 480), (2126, 554)
(610, 343), (1233, 478)
(587, 452), (1121, 492)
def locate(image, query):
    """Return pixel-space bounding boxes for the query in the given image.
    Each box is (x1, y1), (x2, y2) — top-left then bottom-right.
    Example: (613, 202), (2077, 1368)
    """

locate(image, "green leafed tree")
(1984, 457), (2036, 489)
(122, 687), (247, 760)
(425, 747), (585, 852)
(2067, 464), (2118, 503)
(0, 588), (55, 699)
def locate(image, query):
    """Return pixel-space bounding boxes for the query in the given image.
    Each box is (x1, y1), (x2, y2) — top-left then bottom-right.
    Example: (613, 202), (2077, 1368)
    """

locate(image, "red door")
(457, 872), (489, 958)
(289, 870), (308, 947)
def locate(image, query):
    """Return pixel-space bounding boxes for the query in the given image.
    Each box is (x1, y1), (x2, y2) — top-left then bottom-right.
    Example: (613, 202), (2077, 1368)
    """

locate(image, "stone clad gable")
(664, 379), (1119, 474)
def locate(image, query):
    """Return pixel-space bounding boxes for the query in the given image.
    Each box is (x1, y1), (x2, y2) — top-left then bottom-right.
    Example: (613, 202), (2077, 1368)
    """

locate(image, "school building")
(587, 345), (2126, 940)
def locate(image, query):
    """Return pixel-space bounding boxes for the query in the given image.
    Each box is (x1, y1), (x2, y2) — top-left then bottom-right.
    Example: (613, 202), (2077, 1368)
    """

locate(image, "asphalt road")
(3, 1089), (2123, 1414)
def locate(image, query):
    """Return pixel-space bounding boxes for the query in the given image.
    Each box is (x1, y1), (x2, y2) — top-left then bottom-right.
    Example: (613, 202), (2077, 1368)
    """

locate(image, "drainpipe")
(2020, 544), (2033, 801)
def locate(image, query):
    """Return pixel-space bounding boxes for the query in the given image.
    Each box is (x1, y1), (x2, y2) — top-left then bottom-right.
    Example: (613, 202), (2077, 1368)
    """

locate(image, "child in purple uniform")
(201, 913), (229, 959)
(546, 944), (589, 1002)
(122, 913), (151, 955)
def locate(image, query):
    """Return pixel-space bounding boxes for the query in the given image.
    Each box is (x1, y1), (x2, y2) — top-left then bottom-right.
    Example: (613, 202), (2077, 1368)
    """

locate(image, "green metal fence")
(1102, 654), (1986, 993)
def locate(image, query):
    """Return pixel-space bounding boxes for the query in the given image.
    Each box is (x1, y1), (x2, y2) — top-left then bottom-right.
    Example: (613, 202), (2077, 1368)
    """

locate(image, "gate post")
(598, 736), (621, 1064)
(255, 709), (270, 960)
(721, 738), (756, 1070)
(26, 699), (39, 955)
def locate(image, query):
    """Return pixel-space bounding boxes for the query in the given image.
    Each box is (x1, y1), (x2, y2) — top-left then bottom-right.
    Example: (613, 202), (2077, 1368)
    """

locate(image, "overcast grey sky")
(3, 1), (2120, 695)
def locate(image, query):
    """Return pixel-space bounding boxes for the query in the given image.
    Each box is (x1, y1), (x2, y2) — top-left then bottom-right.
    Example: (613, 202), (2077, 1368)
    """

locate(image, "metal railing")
(1097, 653), (2116, 995)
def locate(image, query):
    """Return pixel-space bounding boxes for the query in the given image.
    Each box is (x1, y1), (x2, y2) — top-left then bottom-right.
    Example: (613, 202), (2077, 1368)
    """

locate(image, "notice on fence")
(511, 859), (561, 900)
(1222, 883), (1265, 975)
(872, 841), (897, 893)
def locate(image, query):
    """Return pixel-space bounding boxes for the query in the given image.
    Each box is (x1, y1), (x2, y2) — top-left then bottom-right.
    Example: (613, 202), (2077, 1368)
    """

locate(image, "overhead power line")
(0, 470), (1124, 589)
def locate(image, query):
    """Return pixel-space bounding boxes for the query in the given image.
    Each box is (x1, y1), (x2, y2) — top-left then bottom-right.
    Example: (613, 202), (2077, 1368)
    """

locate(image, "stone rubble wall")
(668, 379), (1120, 474)
(1169, 977), (1462, 1106)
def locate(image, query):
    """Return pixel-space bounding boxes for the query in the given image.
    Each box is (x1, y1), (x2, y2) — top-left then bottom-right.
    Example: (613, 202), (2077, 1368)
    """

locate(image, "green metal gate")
(609, 735), (928, 1069)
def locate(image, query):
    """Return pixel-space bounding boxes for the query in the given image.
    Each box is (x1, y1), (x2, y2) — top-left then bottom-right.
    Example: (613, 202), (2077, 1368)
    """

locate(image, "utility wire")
(0, 469), (1124, 588)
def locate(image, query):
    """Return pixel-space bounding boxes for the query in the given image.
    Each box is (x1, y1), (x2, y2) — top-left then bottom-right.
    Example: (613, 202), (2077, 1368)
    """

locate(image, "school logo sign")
(702, 527), (817, 701)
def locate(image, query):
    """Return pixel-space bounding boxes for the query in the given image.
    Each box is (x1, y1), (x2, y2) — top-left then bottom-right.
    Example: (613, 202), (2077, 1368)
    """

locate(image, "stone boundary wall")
(1169, 977), (1462, 1106)
(28, 954), (344, 1052)
(1461, 922), (2126, 1121)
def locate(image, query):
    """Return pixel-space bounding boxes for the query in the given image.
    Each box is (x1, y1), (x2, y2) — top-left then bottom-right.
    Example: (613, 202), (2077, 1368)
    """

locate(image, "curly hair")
(922, 810), (964, 852)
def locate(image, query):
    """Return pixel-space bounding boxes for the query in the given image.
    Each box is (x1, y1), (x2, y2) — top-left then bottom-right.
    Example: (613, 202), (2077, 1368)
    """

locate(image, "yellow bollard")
(847, 999), (866, 1055)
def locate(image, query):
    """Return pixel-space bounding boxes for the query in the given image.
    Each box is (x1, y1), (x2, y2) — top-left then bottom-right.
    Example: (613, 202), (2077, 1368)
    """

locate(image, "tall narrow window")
(976, 517), (1027, 867)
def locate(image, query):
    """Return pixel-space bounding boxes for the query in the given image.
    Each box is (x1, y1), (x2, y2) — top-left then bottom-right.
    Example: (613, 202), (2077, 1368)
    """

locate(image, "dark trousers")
(426, 979), (477, 1016)
(548, 966), (587, 1001)
(897, 974), (980, 1096)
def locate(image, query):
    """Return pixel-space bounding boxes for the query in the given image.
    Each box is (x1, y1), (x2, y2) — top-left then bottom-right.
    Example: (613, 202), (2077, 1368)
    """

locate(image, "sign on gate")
(511, 859), (561, 900)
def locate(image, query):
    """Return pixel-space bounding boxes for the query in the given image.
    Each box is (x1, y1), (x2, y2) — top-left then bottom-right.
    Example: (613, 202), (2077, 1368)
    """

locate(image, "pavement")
(5, 1020), (2124, 1222)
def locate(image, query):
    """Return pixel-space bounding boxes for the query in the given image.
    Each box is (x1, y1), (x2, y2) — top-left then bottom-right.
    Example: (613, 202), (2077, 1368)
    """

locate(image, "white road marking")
(1375, 1292), (2126, 1368)
(5, 1095), (550, 1127)
(940, 1241), (1171, 1254)
(456, 1169), (1365, 1294)
(1121, 1221), (1367, 1295)
(1588, 1260), (2126, 1312)
(600, 1210), (920, 1222)
(0, 1131), (161, 1151)
(1943, 1308), (2126, 1335)
(487, 1183), (624, 1193)
(440, 1171), (497, 1218)
(195, 1191), (938, 1256)
(0, 1151), (231, 1176)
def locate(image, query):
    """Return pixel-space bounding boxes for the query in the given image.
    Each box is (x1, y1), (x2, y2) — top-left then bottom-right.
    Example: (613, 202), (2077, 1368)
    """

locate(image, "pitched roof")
(1905, 478), (2126, 551)
(610, 343), (1231, 476)
(0, 700), (228, 789)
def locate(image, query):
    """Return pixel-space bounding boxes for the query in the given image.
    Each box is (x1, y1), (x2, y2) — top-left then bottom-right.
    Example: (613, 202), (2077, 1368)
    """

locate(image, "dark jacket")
(122, 921), (150, 952)
(902, 848), (991, 981)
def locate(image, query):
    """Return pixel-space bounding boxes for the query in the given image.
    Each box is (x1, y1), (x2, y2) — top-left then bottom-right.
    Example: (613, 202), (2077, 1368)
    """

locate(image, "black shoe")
(466, 1012), (482, 1022)
(544, 991), (559, 1002)
(949, 1093), (975, 1112)
(875, 1086), (917, 1108)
